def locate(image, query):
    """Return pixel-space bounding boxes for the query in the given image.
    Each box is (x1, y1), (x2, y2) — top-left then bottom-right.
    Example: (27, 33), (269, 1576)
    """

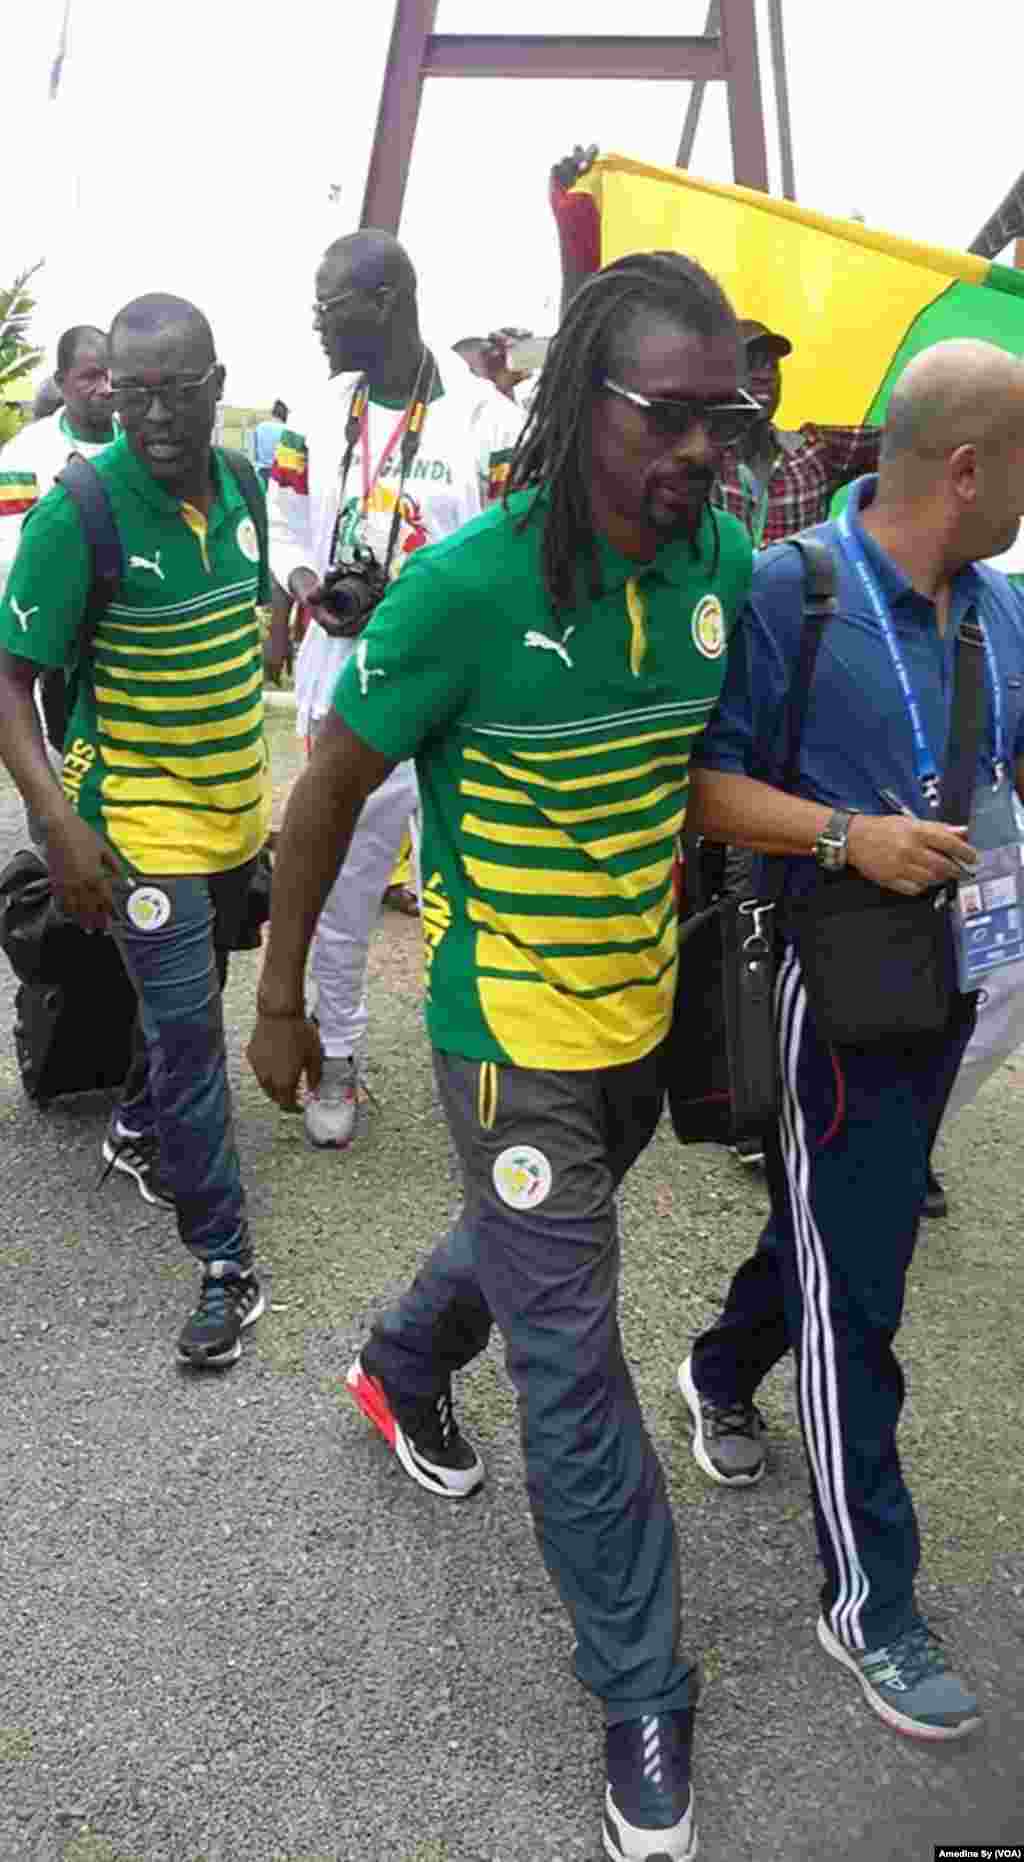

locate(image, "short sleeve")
(0, 484), (90, 670)
(333, 546), (475, 762)
(693, 545), (802, 778)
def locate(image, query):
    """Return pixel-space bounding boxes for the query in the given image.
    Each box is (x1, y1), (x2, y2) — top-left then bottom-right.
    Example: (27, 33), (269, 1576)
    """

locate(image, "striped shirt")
(0, 435), (270, 875)
(334, 490), (752, 1069)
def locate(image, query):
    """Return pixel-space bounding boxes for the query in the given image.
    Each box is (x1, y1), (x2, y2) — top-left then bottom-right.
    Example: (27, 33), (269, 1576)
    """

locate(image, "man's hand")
(550, 143), (599, 192)
(47, 815), (124, 931)
(287, 565), (350, 640)
(847, 814), (975, 896)
(246, 1011), (323, 1112)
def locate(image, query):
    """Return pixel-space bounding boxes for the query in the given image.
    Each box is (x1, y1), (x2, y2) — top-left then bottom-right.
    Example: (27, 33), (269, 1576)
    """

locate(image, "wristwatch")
(814, 809), (855, 872)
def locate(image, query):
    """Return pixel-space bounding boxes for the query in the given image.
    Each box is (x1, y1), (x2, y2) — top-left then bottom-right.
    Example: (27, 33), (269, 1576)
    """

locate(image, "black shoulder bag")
(783, 610), (986, 1045)
(666, 535), (836, 1144)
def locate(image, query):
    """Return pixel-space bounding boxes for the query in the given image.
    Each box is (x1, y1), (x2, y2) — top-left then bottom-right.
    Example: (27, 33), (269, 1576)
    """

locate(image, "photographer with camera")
(267, 229), (522, 1149)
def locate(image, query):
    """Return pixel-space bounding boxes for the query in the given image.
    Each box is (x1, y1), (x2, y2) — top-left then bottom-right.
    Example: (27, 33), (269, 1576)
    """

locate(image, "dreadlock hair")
(503, 250), (738, 615)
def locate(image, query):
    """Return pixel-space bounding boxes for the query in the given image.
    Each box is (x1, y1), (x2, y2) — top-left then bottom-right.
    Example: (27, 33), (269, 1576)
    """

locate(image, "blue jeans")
(111, 869), (251, 1270)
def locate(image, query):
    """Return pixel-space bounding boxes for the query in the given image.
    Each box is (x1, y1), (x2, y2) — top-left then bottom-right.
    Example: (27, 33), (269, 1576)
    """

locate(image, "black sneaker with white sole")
(604, 1707), (698, 1861)
(678, 1352), (766, 1486)
(100, 1118), (175, 1209)
(177, 1266), (264, 1368)
(345, 1352), (484, 1497)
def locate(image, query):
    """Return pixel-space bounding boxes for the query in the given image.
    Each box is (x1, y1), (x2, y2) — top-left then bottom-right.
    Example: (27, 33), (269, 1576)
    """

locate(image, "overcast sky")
(5, 1), (1022, 407)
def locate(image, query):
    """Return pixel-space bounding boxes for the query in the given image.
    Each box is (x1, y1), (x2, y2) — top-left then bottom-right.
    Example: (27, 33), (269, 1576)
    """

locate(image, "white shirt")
(267, 349), (523, 733)
(0, 412), (114, 598)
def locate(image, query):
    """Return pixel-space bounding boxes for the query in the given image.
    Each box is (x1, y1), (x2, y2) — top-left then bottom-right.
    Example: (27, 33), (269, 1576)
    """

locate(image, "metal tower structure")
(360, 0), (771, 233)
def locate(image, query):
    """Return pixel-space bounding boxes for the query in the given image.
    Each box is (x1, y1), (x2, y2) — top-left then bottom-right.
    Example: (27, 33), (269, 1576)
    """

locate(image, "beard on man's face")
(642, 466), (716, 539)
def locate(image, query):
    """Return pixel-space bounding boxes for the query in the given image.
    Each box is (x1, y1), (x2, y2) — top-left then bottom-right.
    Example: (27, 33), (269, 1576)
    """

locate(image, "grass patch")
(0, 1726), (33, 1759)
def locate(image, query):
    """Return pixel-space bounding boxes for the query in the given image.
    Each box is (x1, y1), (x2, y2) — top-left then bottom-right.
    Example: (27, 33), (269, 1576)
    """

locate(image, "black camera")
(320, 546), (389, 638)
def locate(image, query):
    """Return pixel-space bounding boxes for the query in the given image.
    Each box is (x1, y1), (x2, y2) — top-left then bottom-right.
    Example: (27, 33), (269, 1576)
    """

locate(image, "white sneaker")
(304, 1055), (358, 1148)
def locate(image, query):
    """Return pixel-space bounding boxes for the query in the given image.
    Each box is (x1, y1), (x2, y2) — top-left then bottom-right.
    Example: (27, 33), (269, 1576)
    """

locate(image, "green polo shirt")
(0, 435), (271, 876)
(335, 488), (752, 1069)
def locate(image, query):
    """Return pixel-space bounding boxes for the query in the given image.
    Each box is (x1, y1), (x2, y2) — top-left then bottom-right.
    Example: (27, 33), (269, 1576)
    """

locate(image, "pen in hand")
(876, 788), (975, 877)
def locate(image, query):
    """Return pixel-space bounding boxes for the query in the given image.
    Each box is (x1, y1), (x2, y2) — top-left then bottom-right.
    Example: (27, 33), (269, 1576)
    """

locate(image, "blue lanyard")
(837, 509), (1005, 805)
(978, 621), (1007, 782)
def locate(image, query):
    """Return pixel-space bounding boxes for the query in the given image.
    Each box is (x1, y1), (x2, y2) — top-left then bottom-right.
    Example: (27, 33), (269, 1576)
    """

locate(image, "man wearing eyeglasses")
(266, 228), (522, 1152)
(0, 292), (270, 1371)
(249, 251), (756, 1862)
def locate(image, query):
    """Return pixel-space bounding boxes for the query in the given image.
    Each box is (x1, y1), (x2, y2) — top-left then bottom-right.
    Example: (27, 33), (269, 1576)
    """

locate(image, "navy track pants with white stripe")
(692, 946), (975, 1650)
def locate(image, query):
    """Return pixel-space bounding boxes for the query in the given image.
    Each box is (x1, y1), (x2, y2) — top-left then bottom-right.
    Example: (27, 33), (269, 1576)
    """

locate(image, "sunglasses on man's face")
(601, 377), (762, 445)
(110, 363), (219, 418)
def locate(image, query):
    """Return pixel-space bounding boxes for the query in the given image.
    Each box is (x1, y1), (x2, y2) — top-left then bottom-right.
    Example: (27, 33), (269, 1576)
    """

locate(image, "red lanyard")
(359, 399), (413, 511)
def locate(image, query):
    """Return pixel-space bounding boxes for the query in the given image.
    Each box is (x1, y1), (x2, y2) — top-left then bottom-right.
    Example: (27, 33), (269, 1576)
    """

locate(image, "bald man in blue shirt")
(678, 338), (1024, 1744)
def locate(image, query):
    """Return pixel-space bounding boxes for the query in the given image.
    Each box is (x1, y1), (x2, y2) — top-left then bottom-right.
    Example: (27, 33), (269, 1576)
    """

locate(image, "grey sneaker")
(817, 1615), (981, 1741)
(678, 1352), (766, 1486)
(304, 1054), (358, 1149)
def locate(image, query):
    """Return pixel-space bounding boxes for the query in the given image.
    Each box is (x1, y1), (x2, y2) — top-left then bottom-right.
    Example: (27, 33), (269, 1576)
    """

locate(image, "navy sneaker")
(177, 1266), (264, 1368)
(817, 1615), (980, 1741)
(100, 1117), (175, 1209)
(603, 1708), (698, 1861)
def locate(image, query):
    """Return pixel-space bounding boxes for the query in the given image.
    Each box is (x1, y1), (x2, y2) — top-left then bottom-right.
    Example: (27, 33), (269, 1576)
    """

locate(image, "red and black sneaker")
(345, 1353), (484, 1499)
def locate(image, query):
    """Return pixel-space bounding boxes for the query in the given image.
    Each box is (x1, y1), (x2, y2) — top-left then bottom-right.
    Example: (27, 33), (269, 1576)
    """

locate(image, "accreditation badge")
(954, 777), (1024, 990)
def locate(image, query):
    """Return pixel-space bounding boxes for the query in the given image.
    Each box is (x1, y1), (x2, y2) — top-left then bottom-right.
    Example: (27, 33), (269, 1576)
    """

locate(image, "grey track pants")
(366, 1045), (698, 1724)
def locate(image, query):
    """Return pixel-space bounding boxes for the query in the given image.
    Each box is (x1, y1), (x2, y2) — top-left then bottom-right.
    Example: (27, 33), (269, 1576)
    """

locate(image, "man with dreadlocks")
(248, 251), (759, 1862)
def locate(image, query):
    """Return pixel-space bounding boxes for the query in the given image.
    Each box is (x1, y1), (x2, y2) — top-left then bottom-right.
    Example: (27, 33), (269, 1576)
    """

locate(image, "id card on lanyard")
(837, 508), (1024, 989)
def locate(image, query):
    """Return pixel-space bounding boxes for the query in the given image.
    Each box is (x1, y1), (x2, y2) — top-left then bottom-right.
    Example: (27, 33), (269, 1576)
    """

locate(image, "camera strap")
(330, 347), (436, 577)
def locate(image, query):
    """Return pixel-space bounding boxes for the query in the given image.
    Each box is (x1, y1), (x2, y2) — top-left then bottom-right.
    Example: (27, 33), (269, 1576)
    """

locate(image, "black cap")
(739, 319), (792, 359)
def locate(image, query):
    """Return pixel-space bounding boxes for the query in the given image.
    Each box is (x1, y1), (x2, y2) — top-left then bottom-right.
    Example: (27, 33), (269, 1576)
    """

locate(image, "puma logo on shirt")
(129, 550), (164, 581)
(524, 625), (575, 669)
(10, 597), (38, 632)
(355, 638), (387, 697)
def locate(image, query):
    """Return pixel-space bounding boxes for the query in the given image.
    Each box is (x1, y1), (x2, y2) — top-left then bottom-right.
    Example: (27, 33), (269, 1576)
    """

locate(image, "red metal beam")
(360, 0), (769, 232)
(422, 35), (727, 82)
(361, 0), (440, 236)
(719, 0), (769, 193)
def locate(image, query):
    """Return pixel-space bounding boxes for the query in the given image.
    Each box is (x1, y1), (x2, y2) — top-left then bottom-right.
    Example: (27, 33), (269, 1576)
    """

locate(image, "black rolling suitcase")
(1, 849), (137, 1106)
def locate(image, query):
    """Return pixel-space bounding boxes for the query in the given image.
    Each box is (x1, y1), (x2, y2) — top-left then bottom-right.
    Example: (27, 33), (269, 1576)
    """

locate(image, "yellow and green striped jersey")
(335, 489), (752, 1069)
(0, 435), (270, 875)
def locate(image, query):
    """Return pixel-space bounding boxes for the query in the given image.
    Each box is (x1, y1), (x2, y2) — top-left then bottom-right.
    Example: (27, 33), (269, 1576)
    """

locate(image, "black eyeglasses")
(109, 362), (219, 417)
(601, 377), (762, 445)
(312, 284), (390, 322)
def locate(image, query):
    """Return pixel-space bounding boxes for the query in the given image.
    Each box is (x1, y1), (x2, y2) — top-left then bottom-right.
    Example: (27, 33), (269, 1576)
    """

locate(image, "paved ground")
(0, 719), (1021, 1862)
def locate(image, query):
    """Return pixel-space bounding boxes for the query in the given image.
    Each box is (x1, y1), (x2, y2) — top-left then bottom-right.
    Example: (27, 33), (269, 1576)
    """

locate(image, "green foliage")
(0, 261), (44, 450)
(0, 261), (44, 395)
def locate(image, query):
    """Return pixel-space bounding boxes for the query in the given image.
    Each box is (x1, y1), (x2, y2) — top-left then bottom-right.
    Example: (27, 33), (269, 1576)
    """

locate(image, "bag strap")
(941, 608), (985, 826)
(220, 447), (270, 583)
(780, 533), (838, 790)
(55, 453), (124, 653)
(691, 533), (838, 911)
(752, 534), (839, 903)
